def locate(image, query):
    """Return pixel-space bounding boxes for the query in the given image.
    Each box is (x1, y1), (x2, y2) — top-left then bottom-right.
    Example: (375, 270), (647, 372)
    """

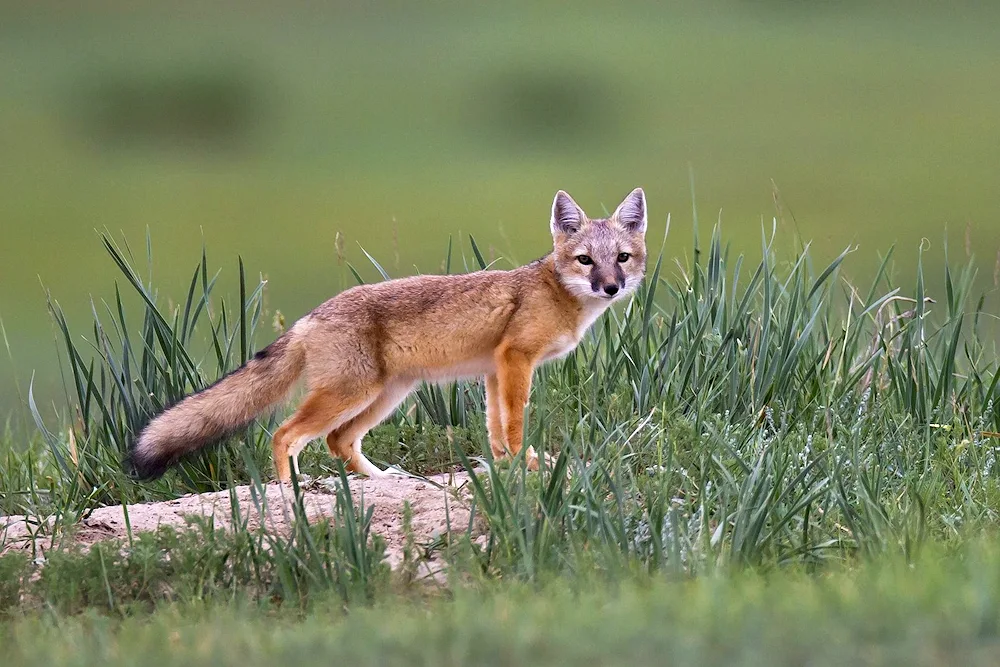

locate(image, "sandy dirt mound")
(1, 471), (476, 572)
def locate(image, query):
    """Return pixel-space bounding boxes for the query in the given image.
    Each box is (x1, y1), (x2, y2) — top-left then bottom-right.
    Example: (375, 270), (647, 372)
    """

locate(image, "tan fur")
(127, 188), (649, 482)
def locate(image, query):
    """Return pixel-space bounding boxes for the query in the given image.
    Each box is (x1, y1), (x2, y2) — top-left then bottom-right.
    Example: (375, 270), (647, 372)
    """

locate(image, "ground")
(1, 471), (475, 572)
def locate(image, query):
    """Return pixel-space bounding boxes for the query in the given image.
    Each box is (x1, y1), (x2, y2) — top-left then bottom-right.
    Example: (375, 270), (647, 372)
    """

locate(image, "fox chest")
(542, 307), (606, 361)
(543, 332), (585, 361)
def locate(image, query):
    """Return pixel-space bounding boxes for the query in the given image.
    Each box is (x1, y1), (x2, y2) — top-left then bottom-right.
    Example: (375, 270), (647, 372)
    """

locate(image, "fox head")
(549, 188), (648, 304)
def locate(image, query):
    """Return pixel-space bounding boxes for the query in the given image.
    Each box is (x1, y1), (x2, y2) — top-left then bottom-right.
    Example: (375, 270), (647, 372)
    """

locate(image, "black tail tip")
(124, 445), (171, 482)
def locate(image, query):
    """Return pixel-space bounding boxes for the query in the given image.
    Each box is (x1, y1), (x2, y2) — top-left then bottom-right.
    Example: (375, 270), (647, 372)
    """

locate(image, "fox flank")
(126, 188), (649, 482)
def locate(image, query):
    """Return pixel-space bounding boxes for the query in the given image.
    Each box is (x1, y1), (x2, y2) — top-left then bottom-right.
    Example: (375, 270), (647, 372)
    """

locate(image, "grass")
(8, 543), (1000, 666)
(3, 218), (1000, 662)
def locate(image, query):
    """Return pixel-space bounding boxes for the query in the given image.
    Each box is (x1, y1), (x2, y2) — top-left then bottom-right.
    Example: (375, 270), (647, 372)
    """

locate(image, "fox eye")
(617, 252), (631, 263)
(576, 255), (593, 266)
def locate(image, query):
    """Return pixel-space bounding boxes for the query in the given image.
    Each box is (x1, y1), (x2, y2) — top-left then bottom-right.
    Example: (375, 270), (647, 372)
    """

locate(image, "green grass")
(4, 213), (1000, 660)
(8, 543), (1000, 666)
(8, 222), (1000, 537)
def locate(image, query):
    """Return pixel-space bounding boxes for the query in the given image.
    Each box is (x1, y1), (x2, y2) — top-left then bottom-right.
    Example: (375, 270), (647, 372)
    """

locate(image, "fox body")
(127, 188), (649, 482)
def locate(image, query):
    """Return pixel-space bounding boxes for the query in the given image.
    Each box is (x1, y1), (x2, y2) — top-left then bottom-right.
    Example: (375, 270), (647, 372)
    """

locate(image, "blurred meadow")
(2, 0), (1000, 417)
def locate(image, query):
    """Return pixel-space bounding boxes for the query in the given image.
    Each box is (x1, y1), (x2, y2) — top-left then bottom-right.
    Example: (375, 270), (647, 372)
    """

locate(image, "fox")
(127, 187), (649, 483)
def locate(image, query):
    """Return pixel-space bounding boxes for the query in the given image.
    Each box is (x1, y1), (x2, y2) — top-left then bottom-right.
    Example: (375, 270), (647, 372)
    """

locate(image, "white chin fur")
(560, 277), (641, 304)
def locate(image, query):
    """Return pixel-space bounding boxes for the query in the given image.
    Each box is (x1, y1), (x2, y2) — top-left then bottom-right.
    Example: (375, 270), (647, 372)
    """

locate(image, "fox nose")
(603, 285), (619, 296)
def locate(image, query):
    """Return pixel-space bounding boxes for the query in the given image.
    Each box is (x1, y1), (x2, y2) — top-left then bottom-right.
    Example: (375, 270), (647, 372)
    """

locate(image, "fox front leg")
(495, 347), (545, 470)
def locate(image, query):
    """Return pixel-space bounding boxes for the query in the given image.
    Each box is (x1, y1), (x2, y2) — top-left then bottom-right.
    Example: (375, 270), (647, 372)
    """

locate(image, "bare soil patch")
(1, 471), (476, 571)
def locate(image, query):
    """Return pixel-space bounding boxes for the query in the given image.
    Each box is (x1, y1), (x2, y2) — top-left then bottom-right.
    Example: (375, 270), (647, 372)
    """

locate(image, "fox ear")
(613, 188), (647, 234)
(550, 190), (585, 236)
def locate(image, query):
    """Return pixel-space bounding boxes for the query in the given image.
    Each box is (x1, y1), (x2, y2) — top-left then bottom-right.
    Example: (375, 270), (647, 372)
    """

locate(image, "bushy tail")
(126, 332), (305, 480)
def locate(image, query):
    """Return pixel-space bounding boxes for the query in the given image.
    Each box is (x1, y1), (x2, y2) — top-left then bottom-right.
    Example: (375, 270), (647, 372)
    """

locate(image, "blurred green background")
(2, 0), (999, 419)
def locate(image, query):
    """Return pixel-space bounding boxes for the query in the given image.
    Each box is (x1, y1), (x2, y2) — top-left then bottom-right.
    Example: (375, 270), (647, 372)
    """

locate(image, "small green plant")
(28, 474), (389, 615)
(262, 463), (390, 608)
(0, 550), (29, 614)
(33, 235), (274, 509)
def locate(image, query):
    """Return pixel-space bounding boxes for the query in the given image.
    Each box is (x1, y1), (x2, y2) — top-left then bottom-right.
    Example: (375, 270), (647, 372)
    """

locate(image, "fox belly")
(411, 356), (496, 383)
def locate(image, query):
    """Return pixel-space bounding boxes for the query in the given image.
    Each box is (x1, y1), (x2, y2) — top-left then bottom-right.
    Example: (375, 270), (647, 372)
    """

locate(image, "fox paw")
(525, 448), (557, 472)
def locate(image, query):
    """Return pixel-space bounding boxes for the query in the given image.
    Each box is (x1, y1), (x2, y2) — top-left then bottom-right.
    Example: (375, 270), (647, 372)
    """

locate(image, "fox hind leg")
(325, 380), (414, 477)
(273, 385), (380, 482)
(484, 373), (508, 460)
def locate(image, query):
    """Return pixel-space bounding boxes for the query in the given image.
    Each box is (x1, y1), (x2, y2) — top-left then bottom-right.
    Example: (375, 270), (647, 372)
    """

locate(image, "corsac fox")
(127, 188), (649, 482)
